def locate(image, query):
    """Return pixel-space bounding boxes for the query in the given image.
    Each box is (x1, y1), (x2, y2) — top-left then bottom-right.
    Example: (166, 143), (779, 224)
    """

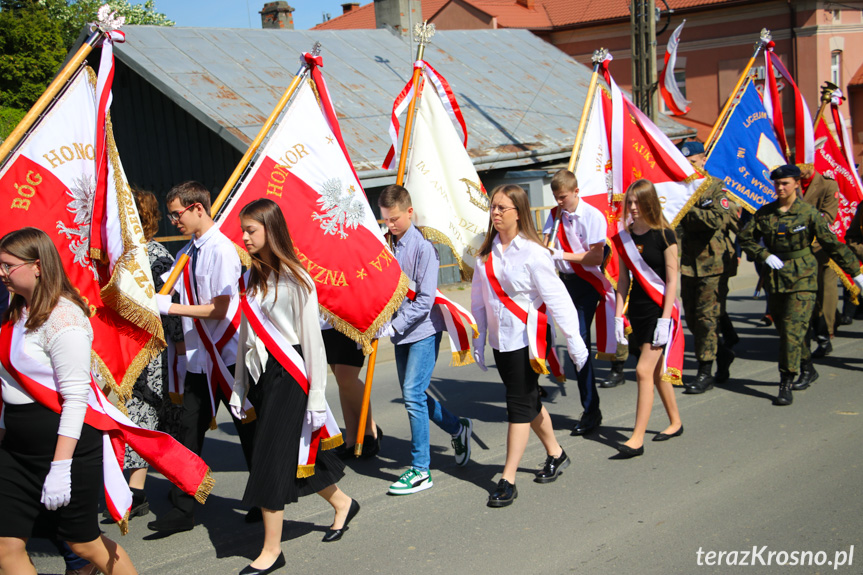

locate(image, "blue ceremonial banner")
(705, 80), (786, 212)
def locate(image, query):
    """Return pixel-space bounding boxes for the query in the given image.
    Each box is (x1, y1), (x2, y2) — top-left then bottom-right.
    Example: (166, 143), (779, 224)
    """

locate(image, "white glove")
(570, 345), (589, 372)
(764, 254), (785, 270)
(41, 459), (73, 510)
(551, 248), (565, 262)
(229, 394), (246, 420)
(854, 273), (863, 291)
(306, 410), (327, 431)
(653, 318), (672, 347)
(176, 355), (187, 383)
(155, 293), (173, 315)
(614, 317), (626, 344)
(472, 346), (487, 371)
(375, 322), (395, 339)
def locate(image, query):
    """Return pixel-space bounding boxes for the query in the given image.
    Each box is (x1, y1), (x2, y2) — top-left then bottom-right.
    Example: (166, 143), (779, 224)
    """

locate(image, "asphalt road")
(29, 277), (863, 575)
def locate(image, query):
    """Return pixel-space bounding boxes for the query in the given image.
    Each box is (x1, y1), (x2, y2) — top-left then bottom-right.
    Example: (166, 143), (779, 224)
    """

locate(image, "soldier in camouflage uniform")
(677, 142), (739, 394)
(738, 165), (863, 405)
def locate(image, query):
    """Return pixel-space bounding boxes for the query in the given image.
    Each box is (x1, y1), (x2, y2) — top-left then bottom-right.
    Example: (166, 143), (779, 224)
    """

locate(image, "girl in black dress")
(613, 180), (684, 457)
(229, 199), (358, 575)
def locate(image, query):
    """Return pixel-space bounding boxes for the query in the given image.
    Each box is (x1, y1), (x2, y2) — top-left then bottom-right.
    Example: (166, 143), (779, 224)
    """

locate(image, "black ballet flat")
(616, 443), (644, 458)
(322, 499), (360, 542)
(238, 552), (285, 575)
(652, 425), (684, 442)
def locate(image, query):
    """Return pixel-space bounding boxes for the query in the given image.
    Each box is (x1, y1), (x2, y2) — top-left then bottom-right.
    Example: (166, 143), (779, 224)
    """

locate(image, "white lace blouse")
(0, 298), (93, 439)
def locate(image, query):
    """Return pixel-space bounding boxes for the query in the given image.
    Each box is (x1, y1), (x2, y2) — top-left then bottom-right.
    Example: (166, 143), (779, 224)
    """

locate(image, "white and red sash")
(239, 276), (343, 477)
(611, 224), (683, 383)
(484, 253), (565, 382)
(0, 321), (214, 534)
(551, 206), (617, 360)
(405, 281), (478, 366)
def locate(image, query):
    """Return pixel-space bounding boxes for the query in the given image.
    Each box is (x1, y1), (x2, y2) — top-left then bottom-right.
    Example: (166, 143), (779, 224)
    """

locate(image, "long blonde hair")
(623, 179), (673, 242)
(239, 199), (312, 299)
(0, 228), (90, 329)
(477, 184), (547, 261)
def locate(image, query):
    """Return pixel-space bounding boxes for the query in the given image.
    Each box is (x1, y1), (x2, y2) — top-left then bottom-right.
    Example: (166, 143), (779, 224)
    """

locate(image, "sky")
(159, 0), (356, 30)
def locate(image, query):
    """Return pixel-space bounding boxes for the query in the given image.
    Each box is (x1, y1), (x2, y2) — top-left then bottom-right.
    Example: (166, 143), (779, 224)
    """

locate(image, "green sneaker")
(451, 417), (472, 467)
(388, 468), (433, 495)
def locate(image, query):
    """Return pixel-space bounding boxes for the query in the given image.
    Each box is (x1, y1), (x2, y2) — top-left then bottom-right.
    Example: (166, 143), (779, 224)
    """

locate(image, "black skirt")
(243, 352), (345, 510)
(0, 402), (102, 542)
(322, 328), (365, 368)
(628, 298), (662, 349)
(492, 346), (542, 424)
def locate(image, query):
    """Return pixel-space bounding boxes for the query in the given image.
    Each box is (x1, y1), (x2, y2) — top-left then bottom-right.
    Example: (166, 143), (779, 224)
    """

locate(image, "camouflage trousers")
(768, 291), (816, 374)
(681, 275), (721, 362)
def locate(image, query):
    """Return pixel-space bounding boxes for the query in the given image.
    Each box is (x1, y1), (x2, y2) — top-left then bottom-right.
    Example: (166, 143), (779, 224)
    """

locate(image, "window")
(831, 51), (842, 87)
(831, 9), (841, 23)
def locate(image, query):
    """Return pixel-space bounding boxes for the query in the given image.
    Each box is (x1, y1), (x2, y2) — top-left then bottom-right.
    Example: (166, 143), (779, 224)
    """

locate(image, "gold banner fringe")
(469, 323), (479, 338)
(296, 464), (315, 479)
(451, 350), (474, 367)
(827, 258), (861, 304)
(670, 174), (716, 229)
(321, 434), (344, 451)
(419, 225), (476, 281)
(234, 242), (252, 268)
(663, 367), (683, 386)
(530, 358), (550, 375)
(555, 374), (566, 383)
(194, 469), (216, 504)
(320, 271), (410, 355)
(169, 392), (184, 405)
(595, 352), (617, 362)
(117, 509), (131, 536)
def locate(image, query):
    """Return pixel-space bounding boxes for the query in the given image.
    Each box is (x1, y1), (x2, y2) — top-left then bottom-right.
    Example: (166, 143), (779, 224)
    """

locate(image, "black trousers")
(169, 368), (257, 516)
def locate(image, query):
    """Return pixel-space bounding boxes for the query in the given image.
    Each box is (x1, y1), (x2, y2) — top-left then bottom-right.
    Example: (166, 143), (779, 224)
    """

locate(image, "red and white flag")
(0, 65), (164, 402)
(659, 20), (691, 116)
(814, 118), (862, 243)
(601, 55), (708, 226)
(218, 54), (407, 352)
(762, 43), (814, 165)
(403, 76), (489, 279)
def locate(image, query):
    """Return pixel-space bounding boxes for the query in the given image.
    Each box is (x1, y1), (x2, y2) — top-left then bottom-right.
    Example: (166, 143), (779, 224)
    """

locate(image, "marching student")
(612, 180), (684, 457)
(377, 185), (473, 495)
(150, 181), (257, 534)
(230, 199), (358, 575)
(0, 228), (137, 574)
(542, 169), (609, 436)
(472, 184), (589, 507)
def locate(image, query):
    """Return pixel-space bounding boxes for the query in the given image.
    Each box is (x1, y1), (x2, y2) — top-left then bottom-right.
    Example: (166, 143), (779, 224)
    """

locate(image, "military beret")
(681, 141), (705, 157)
(770, 164), (801, 180)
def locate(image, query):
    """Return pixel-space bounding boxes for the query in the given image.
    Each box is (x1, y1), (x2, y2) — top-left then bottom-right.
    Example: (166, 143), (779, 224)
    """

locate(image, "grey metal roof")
(114, 26), (695, 184)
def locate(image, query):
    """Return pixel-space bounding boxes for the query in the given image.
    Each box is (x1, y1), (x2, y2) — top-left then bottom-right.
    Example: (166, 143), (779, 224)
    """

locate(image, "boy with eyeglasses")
(377, 184), (473, 495)
(148, 181), (258, 534)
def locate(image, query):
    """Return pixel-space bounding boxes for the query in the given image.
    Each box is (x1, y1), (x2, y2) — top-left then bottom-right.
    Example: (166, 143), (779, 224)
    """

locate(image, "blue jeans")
(562, 275), (600, 415)
(395, 332), (461, 471)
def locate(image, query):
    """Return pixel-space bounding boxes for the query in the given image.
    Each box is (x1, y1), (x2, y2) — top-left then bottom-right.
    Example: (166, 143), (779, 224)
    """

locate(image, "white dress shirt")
(234, 269), (327, 412)
(543, 199), (607, 274)
(173, 224), (242, 374)
(471, 234), (586, 360)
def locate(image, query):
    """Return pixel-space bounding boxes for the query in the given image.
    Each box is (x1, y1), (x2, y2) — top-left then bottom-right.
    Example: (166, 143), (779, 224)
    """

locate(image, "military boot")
(683, 361), (714, 394)
(811, 335), (832, 359)
(719, 313), (739, 348)
(791, 360), (819, 391)
(774, 372), (794, 405)
(599, 361), (625, 388)
(714, 346), (735, 383)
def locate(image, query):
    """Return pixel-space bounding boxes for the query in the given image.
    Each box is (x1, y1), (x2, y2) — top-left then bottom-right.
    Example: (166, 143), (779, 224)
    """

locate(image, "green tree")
(39, 0), (174, 50)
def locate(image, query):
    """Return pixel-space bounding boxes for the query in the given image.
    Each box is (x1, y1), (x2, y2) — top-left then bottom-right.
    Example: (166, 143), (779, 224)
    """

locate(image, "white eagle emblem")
(313, 178), (365, 239)
(56, 175), (98, 280)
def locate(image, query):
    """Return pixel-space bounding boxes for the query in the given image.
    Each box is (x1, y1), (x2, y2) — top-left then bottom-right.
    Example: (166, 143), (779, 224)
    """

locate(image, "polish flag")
(659, 21), (691, 116)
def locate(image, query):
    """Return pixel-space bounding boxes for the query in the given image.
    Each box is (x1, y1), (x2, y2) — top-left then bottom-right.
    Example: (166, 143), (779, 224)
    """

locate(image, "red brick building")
(316, 0), (863, 157)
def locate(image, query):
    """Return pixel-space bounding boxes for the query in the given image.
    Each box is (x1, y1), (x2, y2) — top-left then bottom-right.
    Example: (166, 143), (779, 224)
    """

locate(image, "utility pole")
(630, 0), (658, 120)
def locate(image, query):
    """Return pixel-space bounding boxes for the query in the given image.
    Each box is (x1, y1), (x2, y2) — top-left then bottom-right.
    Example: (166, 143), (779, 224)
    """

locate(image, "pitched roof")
(112, 27), (693, 184)
(313, 0), (760, 31)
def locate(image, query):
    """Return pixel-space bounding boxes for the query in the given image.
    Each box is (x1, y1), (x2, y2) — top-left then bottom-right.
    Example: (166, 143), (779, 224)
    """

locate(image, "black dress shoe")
(571, 410), (602, 436)
(811, 339), (832, 359)
(599, 361), (625, 388)
(147, 508), (194, 534)
(322, 499), (360, 542)
(239, 552), (286, 575)
(534, 450), (570, 483)
(360, 426), (382, 459)
(615, 443), (644, 458)
(652, 425), (684, 441)
(487, 479), (518, 507)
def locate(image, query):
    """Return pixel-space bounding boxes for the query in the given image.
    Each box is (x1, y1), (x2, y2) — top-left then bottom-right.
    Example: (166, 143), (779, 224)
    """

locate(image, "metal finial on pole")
(413, 21), (435, 62)
(592, 47), (609, 65)
(758, 28), (772, 49)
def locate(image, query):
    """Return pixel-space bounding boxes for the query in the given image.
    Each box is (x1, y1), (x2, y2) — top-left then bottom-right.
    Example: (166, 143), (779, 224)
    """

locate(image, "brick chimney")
(374, 0), (422, 37)
(260, 1), (295, 29)
(342, 2), (360, 13)
(516, 0), (535, 8)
